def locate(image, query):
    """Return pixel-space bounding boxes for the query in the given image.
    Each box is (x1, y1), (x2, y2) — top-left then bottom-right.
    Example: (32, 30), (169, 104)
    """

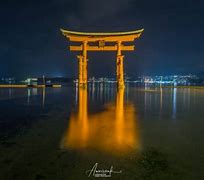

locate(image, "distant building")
(24, 78), (38, 85)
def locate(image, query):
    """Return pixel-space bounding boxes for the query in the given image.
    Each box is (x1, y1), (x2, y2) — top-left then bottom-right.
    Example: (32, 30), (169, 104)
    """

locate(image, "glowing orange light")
(61, 88), (141, 155)
(61, 29), (144, 88)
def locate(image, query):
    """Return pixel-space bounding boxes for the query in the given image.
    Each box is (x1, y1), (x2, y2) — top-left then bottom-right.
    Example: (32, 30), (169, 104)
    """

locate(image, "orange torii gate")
(61, 29), (144, 88)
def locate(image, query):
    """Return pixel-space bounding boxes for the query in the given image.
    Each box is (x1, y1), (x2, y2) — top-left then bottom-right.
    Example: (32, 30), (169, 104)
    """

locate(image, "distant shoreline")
(160, 85), (204, 89)
(0, 84), (61, 88)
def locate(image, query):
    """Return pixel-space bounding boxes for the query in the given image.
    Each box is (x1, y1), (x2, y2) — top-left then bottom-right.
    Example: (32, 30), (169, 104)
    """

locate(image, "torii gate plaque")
(61, 29), (144, 88)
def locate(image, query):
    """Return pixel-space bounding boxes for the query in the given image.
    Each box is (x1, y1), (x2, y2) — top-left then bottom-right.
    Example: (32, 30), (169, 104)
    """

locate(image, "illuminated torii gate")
(61, 29), (144, 88)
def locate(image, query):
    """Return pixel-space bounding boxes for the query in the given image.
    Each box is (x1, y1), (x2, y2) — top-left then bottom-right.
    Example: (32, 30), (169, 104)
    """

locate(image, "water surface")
(0, 85), (204, 179)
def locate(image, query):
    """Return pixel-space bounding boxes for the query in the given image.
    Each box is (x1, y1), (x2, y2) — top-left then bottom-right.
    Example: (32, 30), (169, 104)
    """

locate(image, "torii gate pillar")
(117, 41), (125, 88)
(77, 41), (88, 88)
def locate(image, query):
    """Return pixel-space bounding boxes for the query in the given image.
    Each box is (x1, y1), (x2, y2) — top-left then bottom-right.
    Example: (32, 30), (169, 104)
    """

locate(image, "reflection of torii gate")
(61, 29), (144, 88)
(61, 88), (140, 154)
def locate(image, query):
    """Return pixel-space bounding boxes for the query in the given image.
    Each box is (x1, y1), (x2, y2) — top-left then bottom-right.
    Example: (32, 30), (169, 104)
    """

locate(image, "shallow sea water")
(0, 84), (204, 179)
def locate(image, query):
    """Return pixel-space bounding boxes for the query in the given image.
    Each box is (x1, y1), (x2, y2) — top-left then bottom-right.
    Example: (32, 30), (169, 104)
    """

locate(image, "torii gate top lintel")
(60, 28), (144, 42)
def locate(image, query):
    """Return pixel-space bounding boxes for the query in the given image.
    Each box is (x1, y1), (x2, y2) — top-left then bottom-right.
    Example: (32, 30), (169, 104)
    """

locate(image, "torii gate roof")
(60, 28), (144, 42)
(61, 29), (144, 37)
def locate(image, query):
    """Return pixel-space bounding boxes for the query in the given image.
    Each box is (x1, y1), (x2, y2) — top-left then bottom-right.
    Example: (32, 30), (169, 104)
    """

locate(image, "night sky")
(1, 0), (204, 78)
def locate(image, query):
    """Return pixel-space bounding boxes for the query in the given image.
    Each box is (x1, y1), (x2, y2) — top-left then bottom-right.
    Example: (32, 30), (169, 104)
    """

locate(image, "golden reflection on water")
(61, 88), (140, 155)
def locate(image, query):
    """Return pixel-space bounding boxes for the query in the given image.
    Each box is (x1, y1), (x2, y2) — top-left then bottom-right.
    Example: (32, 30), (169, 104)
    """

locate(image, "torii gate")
(61, 29), (144, 88)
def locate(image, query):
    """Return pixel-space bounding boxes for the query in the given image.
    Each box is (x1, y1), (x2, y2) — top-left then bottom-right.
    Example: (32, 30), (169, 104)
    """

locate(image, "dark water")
(0, 85), (204, 180)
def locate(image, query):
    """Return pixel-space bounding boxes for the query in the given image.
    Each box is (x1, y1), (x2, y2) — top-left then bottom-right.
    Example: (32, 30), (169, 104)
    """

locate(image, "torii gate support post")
(77, 55), (83, 87)
(117, 41), (125, 89)
(82, 41), (88, 87)
(77, 41), (88, 88)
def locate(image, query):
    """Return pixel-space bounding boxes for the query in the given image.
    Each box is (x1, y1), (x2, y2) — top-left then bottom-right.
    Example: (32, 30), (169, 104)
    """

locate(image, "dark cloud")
(0, 0), (204, 77)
